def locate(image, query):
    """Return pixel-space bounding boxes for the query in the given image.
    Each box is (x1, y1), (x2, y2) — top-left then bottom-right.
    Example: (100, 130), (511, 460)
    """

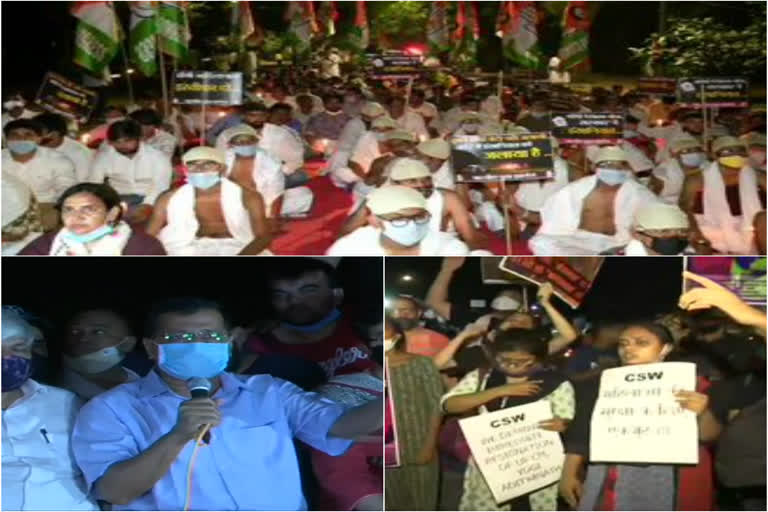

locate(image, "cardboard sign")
(551, 112), (623, 145)
(367, 53), (422, 80)
(637, 77), (678, 95)
(590, 362), (698, 464)
(172, 71), (244, 106)
(686, 257), (766, 306)
(452, 132), (554, 183)
(676, 77), (749, 108)
(499, 257), (603, 308)
(459, 401), (565, 504)
(34, 72), (98, 123)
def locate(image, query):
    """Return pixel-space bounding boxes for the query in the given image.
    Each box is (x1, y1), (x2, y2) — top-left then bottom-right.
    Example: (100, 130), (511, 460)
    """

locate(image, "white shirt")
(216, 123), (304, 176)
(349, 131), (382, 174)
(1, 379), (98, 511)
(57, 367), (140, 401)
(336, 118), (367, 155)
(52, 137), (94, 183)
(327, 225), (470, 256)
(2, 147), (77, 203)
(89, 143), (172, 205)
(549, 70), (571, 84)
(145, 129), (177, 160)
(393, 111), (429, 140)
(432, 161), (456, 191)
(409, 102), (439, 123)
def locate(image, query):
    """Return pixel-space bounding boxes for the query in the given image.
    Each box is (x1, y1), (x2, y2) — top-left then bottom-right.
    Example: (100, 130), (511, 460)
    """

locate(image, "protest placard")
(499, 257), (603, 308)
(172, 71), (244, 106)
(638, 77), (678, 95)
(676, 77), (749, 108)
(550, 113), (624, 145)
(35, 72), (98, 123)
(459, 401), (565, 504)
(367, 53), (422, 80)
(590, 362), (698, 464)
(685, 257), (766, 306)
(452, 133), (554, 183)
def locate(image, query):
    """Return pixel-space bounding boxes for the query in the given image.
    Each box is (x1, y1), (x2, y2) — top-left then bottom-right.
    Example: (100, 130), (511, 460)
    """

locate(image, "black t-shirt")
(707, 372), (766, 425)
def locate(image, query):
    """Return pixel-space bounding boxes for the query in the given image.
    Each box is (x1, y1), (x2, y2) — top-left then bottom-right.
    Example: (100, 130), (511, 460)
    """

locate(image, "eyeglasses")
(162, 329), (228, 343)
(383, 213), (431, 228)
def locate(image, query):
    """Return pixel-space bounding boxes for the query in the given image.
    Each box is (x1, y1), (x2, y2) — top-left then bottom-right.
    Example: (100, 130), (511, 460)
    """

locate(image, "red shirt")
(404, 327), (452, 358)
(245, 317), (376, 378)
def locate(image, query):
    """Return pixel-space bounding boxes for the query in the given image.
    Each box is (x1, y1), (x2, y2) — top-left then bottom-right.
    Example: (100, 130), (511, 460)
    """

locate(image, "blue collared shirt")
(206, 114), (244, 146)
(71, 371), (352, 510)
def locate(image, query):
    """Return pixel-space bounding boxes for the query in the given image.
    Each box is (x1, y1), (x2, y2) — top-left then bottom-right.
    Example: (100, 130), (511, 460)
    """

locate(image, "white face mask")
(4, 100), (25, 110)
(384, 337), (398, 352)
(679, 152), (705, 168)
(62, 345), (127, 375)
(491, 296), (520, 312)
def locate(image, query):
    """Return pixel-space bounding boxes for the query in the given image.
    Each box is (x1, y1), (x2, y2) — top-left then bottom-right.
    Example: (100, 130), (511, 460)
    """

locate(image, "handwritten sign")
(637, 77), (678, 95)
(499, 256), (604, 308)
(367, 53), (422, 80)
(590, 362), (698, 465)
(172, 71), (243, 106)
(459, 401), (564, 504)
(686, 257), (766, 306)
(676, 77), (749, 108)
(452, 132), (554, 183)
(35, 72), (98, 123)
(551, 113), (623, 145)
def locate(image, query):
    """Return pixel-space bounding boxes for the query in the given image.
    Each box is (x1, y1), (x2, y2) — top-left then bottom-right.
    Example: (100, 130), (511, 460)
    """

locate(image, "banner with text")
(367, 53), (422, 80)
(676, 77), (749, 108)
(637, 77), (677, 95)
(590, 362), (698, 465)
(460, 400), (564, 504)
(452, 133), (554, 183)
(35, 72), (98, 123)
(172, 71), (244, 106)
(499, 257), (603, 308)
(551, 112), (623, 145)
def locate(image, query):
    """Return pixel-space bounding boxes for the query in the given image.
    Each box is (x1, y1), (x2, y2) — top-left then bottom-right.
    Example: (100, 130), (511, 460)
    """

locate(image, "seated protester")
(128, 108), (177, 160)
(560, 322), (715, 511)
(336, 116), (398, 188)
(390, 295), (452, 358)
(548, 56), (571, 84)
(386, 94), (429, 141)
(268, 102), (304, 140)
(681, 136), (766, 254)
(70, 298), (382, 511)
(2, 307), (99, 511)
(146, 147), (271, 256)
(2, 119), (77, 231)
(57, 309), (141, 400)
(84, 105), (127, 146)
(20, 183), (165, 256)
(416, 138), (456, 191)
(262, 83), (299, 111)
(304, 92), (352, 151)
(622, 114), (656, 162)
(327, 186), (473, 256)
(35, 113), (94, 182)
(1, 94), (37, 132)
(363, 131), (418, 189)
(2, 173), (43, 255)
(530, 146), (660, 255)
(294, 93), (318, 128)
(215, 102), (305, 179)
(89, 120), (172, 225)
(639, 110), (706, 164)
(620, 132), (655, 188)
(755, 210), (767, 255)
(613, 202), (701, 256)
(650, 137), (709, 205)
(327, 102), (386, 176)
(441, 329), (575, 512)
(205, 104), (248, 146)
(239, 258), (377, 379)
(221, 125), (313, 218)
(743, 131), (767, 173)
(438, 94), (483, 136)
(450, 112), (500, 139)
(515, 92), (552, 133)
(408, 88), (440, 128)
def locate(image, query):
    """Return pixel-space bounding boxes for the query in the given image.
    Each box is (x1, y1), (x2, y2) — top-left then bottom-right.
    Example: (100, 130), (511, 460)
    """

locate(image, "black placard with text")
(172, 71), (244, 106)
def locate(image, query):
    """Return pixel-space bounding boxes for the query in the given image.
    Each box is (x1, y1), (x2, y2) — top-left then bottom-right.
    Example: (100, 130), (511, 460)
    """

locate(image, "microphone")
(186, 378), (213, 443)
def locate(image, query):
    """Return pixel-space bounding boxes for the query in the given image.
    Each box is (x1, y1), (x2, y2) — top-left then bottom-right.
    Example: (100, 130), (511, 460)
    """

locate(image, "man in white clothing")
(1, 95), (37, 132)
(415, 138), (455, 191)
(386, 95), (428, 141)
(614, 203), (695, 256)
(530, 146), (660, 255)
(650, 137), (708, 205)
(743, 131), (767, 173)
(89, 120), (172, 225)
(2, 119), (77, 230)
(638, 110), (705, 164)
(35, 113), (94, 183)
(327, 185), (471, 256)
(327, 102), (386, 175)
(2, 307), (99, 511)
(408, 89), (439, 128)
(331, 116), (397, 189)
(129, 109), (177, 160)
(146, 147), (271, 256)
(2, 173), (43, 255)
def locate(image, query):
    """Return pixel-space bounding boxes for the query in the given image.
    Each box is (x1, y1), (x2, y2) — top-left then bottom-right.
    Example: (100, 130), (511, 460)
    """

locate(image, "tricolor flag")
(286, 1), (318, 49)
(427, 1), (449, 53)
(130, 2), (158, 77)
(559, 1), (591, 71)
(232, 1), (260, 43)
(503, 1), (541, 69)
(71, 1), (121, 75)
(351, 1), (369, 50)
(157, 1), (191, 59)
(317, 1), (338, 37)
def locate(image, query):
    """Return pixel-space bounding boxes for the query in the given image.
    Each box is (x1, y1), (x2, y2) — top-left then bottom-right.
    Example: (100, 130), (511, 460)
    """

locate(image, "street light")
(401, 274), (413, 282)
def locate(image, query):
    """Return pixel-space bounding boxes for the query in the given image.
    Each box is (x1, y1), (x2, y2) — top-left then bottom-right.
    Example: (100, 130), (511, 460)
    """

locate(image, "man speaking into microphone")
(71, 297), (383, 511)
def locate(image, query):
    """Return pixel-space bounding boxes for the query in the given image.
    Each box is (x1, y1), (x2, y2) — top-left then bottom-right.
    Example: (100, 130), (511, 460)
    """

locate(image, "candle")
(81, 133), (91, 144)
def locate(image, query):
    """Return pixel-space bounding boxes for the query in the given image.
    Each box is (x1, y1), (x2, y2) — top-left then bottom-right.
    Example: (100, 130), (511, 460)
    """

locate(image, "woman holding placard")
(559, 322), (714, 511)
(441, 329), (576, 511)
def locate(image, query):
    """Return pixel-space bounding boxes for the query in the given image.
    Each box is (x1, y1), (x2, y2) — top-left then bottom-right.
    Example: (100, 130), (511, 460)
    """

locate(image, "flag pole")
(500, 178), (512, 255)
(120, 42), (136, 106)
(157, 35), (170, 119)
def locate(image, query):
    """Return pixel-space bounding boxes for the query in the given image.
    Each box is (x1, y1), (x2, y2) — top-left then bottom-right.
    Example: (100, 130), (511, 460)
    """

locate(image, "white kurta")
(216, 123), (305, 176)
(393, 111), (428, 140)
(326, 225), (470, 256)
(89, 143), (172, 205)
(652, 158), (708, 205)
(53, 137), (94, 183)
(432, 161), (456, 191)
(409, 102), (439, 123)
(145, 129), (177, 160)
(2, 147), (77, 203)
(327, 118), (367, 172)
(514, 157), (570, 212)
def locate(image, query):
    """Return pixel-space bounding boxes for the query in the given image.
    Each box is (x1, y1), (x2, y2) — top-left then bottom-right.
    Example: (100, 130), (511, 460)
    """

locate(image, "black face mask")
(392, 317), (419, 331)
(418, 187), (434, 198)
(650, 236), (689, 255)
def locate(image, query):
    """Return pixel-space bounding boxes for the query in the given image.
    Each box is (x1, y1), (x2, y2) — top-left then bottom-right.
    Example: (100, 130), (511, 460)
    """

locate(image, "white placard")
(590, 362), (698, 464)
(459, 400), (564, 504)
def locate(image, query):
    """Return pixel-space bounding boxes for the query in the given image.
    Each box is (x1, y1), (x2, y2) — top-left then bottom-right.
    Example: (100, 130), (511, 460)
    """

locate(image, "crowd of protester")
(1, 258), (384, 511)
(3, 58), (765, 256)
(384, 257), (766, 511)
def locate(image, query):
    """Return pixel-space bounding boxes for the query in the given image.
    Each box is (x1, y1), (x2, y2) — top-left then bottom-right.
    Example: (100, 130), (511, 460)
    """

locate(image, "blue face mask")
(680, 152), (705, 168)
(8, 140), (37, 155)
(2, 355), (32, 391)
(157, 342), (231, 380)
(281, 308), (342, 333)
(382, 219), (430, 247)
(188, 172), (221, 190)
(63, 225), (114, 244)
(233, 145), (259, 158)
(596, 167), (630, 186)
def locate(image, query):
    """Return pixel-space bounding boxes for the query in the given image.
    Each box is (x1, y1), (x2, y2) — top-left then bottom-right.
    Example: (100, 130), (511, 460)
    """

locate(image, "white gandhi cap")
(367, 186), (427, 216)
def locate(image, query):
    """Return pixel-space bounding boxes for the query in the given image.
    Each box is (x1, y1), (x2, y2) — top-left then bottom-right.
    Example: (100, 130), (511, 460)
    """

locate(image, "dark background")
(385, 257), (684, 323)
